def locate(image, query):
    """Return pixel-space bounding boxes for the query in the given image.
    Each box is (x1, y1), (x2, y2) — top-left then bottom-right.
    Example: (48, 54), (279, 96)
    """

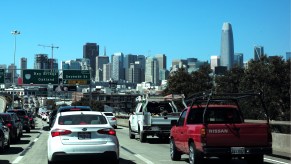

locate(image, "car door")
(173, 110), (187, 151)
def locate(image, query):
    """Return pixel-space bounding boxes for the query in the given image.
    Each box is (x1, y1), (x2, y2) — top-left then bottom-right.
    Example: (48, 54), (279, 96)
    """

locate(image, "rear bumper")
(51, 151), (118, 162)
(203, 147), (272, 156)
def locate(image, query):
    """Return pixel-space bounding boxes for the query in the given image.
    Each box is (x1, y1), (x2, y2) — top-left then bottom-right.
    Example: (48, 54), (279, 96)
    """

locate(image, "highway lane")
(0, 117), (289, 164)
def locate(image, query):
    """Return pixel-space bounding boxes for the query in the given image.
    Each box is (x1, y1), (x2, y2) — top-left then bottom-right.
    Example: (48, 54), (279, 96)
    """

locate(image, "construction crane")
(38, 44), (59, 69)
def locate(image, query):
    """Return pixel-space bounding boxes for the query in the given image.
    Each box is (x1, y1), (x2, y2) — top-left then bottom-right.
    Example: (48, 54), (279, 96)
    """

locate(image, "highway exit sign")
(62, 70), (90, 85)
(23, 69), (59, 84)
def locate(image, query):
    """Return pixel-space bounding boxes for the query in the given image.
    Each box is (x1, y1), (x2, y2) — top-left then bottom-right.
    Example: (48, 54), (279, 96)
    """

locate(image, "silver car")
(102, 112), (117, 129)
(47, 111), (119, 163)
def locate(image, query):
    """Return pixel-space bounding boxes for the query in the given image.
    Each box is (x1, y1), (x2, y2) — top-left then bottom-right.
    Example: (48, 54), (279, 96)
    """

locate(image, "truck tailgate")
(206, 123), (269, 147)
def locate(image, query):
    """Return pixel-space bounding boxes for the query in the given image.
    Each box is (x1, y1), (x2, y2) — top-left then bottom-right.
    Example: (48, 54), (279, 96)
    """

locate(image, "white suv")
(102, 112), (117, 129)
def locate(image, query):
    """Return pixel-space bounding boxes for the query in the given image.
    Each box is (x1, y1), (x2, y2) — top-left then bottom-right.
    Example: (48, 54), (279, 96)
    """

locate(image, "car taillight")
(98, 128), (116, 136)
(111, 117), (116, 121)
(51, 129), (72, 137)
(6, 123), (12, 128)
(29, 118), (33, 121)
(24, 116), (29, 119)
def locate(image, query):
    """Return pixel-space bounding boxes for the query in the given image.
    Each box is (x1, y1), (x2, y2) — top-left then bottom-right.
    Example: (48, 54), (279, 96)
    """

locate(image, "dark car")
(48, 110), (58, 128)
(7, 109), (31, 133)
(0, 117), (10, 152)
(0, 113), (22, 143)
(27, 111), (35, 129)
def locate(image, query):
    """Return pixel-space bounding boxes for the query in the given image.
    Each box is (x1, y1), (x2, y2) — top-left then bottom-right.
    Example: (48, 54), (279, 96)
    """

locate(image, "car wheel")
(0, 136), (4, 153)
(189, 142), (203, 164)
(129, 124), (135, 139)
(5, 138), (10, 149)
(170, 138), (181, 161)
(139, 128), (146, 143)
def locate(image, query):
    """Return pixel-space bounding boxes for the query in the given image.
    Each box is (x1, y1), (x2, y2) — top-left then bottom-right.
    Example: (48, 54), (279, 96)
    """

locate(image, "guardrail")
(117, 117), (291, 158)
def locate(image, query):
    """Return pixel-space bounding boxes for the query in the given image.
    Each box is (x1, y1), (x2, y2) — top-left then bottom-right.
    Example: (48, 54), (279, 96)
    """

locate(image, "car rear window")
(58, 115), (108, 125)
(187, 107), (242, 124)
(103, 113), (114, 116)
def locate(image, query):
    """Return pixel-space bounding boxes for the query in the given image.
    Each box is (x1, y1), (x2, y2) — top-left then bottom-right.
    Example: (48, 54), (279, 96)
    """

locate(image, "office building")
(62, 60), (81, 70)
(83, 43), (99, 78)
(103, 63), (112, 82)
(210, 56), (220, 70)
(111, 52), (124, 81)
(220, 22), (234, 70)
(155, 54), (167, 70)
(96, 56), (109, 82)
(254, 46), (264, 61)
(34, 54), (49, 69)
(145, 57), (159, 85)
(234, 53), (244, 68)
(124, 54), (137, 81)
(20, 57), (27, 78)
(128, 61), (143, 83)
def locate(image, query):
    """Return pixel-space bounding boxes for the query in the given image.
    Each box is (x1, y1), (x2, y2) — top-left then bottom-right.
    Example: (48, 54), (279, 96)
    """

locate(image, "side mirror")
(171, 120), (177, 126)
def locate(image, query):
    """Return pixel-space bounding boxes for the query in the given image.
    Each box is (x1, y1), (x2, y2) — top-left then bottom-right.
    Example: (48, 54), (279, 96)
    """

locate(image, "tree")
(163, 65), (213, 98)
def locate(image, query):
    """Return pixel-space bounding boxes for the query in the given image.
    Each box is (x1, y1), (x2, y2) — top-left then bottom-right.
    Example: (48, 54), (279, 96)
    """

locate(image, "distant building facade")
(254, 46), (264, 61)
(83, 43), (99, 78)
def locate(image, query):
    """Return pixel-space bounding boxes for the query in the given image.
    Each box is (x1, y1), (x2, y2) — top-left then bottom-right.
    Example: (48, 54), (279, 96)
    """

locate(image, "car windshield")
(58, 114), (108, 125)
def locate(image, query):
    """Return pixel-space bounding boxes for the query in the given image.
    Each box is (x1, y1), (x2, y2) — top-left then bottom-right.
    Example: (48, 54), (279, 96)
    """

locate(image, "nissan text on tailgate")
(170, 92), (272, 164)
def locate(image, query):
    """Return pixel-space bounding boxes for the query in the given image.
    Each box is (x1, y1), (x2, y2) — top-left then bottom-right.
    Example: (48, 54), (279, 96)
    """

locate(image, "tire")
(5, 138), (10, 149)
(0, 136), (4, 153)
(245, 154), (263, 164)
(170, 139), (181, 161)
(139, 127), (146, 143)
(129, 124), (135, 139)
(189, 142), (203, 164)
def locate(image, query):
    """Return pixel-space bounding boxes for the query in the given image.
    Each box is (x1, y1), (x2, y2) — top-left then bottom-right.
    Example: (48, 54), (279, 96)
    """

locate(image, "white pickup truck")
(128, 94), (186, 142)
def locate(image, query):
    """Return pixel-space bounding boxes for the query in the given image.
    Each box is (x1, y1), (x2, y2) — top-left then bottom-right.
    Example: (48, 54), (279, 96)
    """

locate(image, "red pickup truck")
(170, 93), (272, 164)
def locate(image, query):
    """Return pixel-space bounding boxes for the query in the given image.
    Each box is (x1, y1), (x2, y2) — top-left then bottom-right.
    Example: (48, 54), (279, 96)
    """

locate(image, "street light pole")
(11, 30), (20, 108)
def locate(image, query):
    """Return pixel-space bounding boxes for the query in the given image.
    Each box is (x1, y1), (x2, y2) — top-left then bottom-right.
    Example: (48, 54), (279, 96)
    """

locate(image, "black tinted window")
(58, 115), (107, 125)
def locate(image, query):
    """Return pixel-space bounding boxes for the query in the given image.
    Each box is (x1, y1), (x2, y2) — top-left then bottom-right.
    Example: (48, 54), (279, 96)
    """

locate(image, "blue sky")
(0, 0), (290, 69)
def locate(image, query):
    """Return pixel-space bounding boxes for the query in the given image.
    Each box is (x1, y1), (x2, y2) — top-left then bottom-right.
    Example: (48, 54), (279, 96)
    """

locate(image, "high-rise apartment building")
(20, 57), (27, 78)
(96, 56), (109, 82)
(254, 46), (264, 61)
(83, 43), (99, 78)
(220, 22), (234, 70)
(111, 52), (124, 81)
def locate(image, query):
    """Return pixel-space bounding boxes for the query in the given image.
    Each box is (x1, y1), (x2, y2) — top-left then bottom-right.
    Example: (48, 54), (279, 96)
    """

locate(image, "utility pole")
(38, 44), (59, 69)
(11, 30), (20, 108)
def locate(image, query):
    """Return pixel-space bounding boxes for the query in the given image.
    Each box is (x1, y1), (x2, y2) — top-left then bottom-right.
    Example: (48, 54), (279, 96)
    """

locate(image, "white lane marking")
(264, 157), (290, 164)
(134, 154), (154, 164)
(34, 138), (38, 142)
(12, 156), (23, 163)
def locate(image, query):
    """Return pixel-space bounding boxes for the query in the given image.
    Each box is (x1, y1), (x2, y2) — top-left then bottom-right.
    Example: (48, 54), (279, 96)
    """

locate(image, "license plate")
(231, 147), (245, 154)
(78, 132), (91, 140)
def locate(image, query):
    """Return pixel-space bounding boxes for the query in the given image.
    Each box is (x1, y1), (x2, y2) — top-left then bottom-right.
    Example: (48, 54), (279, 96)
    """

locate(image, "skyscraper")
(145, 57), (159, 85)
(234, 53), (244, 68)
(83, 43), (99, 78)
(210, 56), (220, 71)
(34, 54), (49, 69)
(111, 52), (124, 81)
(220, 22), (234, 70)
(124, 54), (137, 81)
(96, 56), (109, 82)
(254, 46), (264, 61)
(20, 57), (27, 78)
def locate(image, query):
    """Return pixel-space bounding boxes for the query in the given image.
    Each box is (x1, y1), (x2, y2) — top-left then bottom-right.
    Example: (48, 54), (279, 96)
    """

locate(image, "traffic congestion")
(0, 101), (289, 164)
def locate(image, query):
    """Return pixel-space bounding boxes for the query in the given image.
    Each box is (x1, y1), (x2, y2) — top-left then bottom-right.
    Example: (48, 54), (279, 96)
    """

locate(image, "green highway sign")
(62, 70), (90, 85)
(23, 69), (59, 84)
(0, 69), (4, 83)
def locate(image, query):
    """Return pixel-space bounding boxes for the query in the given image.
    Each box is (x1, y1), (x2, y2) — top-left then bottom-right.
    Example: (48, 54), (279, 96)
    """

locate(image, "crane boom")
(38, 44), (59, 69)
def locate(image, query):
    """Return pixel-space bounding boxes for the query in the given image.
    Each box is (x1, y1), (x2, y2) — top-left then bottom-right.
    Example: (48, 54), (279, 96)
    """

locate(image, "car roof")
(58, 111), (103, 116)
(57, 106), (91, 113)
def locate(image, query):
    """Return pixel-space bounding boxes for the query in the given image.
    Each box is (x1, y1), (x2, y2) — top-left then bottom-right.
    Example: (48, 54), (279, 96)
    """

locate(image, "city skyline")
(0, 0), (289, 69)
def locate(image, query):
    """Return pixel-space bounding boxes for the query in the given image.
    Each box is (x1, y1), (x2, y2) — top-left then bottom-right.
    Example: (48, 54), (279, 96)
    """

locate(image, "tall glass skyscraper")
(220, 22), (234, 70)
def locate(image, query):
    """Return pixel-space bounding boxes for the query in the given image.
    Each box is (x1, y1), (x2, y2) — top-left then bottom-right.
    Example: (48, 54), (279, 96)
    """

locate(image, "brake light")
(97, 128), (116, 136)
(24, 116), (29, 119)
(70, 108), (81, 111)
(6, 123), (12, 128)
(111, 117), (116, 121)
(51, 129), (72, 137)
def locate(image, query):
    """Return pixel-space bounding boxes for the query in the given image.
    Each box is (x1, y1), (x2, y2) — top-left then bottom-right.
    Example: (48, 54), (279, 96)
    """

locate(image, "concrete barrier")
(117, 118), (291, 158)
